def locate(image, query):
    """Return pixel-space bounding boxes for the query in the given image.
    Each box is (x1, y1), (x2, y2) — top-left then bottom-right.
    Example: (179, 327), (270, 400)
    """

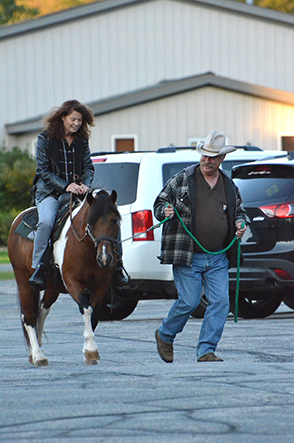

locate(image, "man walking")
(154, 130), (247, 363)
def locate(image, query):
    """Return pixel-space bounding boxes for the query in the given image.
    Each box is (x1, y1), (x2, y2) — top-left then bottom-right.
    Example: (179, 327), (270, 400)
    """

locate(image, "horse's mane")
(87, 190), (121, 226)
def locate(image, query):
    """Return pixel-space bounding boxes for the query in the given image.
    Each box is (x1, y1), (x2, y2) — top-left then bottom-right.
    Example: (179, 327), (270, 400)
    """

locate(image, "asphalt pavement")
(1, 278), (294, 443)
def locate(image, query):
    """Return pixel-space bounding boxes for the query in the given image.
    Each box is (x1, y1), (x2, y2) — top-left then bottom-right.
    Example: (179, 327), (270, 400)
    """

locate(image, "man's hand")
(164, 204), (175, 219)
(235, 222), (246, 239)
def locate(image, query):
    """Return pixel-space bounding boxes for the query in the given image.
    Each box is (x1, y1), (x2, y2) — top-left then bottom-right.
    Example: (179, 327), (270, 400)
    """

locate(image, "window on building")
(281, 136), (294, 152)
(111, 135), (137, 152)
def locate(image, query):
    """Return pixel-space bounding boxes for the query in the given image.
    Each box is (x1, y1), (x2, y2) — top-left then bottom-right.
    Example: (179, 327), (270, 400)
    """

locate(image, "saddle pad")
(14, 208), (38, 239)
(14, 200), (80, 242)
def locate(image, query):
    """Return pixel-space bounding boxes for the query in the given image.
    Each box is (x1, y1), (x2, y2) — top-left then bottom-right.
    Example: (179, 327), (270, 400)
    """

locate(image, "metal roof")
(1, 0), (294, 40)
(6, 72), (294, 135)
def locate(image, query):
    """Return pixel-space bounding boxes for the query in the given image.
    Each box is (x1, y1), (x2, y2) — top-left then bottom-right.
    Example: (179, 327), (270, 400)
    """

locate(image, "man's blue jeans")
(158, 252), (230, 359)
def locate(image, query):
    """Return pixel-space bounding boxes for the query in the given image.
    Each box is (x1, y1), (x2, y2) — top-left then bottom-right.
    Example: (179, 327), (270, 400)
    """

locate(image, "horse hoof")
(29, 353), (48, 366)
(84, 350), (100, 365)
(35, 358), (49, 367)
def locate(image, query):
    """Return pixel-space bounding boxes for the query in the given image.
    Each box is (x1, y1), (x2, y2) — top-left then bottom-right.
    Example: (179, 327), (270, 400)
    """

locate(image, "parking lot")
(1, 279), (294, 443)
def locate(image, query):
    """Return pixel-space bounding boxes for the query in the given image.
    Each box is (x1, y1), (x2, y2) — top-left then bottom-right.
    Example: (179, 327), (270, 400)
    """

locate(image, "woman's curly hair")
(44, 100), (95, 140)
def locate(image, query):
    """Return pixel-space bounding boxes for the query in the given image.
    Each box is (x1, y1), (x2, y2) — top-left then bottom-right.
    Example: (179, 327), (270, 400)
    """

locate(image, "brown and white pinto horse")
(8, 189), (120, 366)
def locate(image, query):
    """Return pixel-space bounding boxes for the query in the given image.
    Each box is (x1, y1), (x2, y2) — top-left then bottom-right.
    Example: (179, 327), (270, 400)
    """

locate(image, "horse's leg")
(75, 290), (99, 365)
(13, 268), (49, 367)
(23, 316), (48, 367)
(35, 302), (51, 346)
(37, 287), (60, 346)
(82, 305), (100, 365)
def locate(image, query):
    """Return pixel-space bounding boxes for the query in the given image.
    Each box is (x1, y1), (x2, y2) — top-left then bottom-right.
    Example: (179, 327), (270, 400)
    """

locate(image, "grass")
(0, 249), (10, 264)
(0, 271), (14, 280)
(0, 248), (14, 279)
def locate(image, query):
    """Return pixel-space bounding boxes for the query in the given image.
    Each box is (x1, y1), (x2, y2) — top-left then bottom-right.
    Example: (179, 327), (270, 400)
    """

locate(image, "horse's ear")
(110, 190), (117, 204)
(87, 192), (95, 205)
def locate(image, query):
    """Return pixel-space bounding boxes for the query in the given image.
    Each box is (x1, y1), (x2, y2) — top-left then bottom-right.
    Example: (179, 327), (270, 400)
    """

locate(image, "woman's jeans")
(158, 252), (230, 359)
(32, 194), (124, 270)
(32, 196), (59, 269)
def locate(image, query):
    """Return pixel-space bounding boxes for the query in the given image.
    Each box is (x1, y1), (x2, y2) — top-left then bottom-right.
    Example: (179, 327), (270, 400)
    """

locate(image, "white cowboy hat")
(196, 130), (236, 157)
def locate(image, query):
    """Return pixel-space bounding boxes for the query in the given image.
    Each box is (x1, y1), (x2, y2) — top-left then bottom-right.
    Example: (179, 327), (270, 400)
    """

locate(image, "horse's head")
(86, 189), (121, 268)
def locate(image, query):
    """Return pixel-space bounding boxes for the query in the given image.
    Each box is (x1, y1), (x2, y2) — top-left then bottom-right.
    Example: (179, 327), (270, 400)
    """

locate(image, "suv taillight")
(260, 203), (294, 219)
(132, 210), (154, 241)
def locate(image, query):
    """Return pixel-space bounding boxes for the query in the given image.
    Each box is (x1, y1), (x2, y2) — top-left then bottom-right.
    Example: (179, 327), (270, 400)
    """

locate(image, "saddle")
(15, 193), (80, 243)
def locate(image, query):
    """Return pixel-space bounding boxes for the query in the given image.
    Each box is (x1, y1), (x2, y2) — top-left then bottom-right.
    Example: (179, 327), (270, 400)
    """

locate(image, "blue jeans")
(32, 196), (60, 269)
(158, 252), (230, 359)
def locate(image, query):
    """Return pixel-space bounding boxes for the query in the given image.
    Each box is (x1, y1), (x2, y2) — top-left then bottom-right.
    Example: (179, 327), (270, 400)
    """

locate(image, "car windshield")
(233, 164), (294, 203)
(92, 163), (139, 205)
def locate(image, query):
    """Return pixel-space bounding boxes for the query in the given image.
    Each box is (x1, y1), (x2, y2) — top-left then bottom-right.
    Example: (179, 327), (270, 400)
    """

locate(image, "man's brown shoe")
(155, 330), (173, 363)
(197, 352), (223, 362)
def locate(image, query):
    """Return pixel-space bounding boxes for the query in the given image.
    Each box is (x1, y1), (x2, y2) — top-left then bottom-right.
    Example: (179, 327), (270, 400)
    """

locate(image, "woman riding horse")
(29, 99), (128, 290)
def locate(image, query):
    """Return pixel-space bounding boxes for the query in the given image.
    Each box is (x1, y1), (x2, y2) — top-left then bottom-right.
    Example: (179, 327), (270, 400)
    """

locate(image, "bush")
(0, 146), (36, 245)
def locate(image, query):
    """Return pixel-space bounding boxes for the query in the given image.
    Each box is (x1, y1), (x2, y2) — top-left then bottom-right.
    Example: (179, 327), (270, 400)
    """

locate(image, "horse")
(7, 189), (121, 366)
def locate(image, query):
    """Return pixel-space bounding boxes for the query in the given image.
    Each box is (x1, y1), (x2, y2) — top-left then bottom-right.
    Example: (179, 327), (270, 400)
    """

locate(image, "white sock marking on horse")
(36, 303), (50, 346)
(22, 316), (47, 365)
(82, 306), (97, 354)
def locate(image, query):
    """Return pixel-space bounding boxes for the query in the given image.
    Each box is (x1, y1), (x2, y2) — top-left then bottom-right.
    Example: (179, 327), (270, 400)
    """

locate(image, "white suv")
(91, 146), (287, 320)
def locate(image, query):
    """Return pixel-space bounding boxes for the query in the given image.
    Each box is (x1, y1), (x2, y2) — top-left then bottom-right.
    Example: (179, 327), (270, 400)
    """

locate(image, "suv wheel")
(229, 290), (282, 319)
(282, 289), (294, 310)
(91, 289), (138, 325)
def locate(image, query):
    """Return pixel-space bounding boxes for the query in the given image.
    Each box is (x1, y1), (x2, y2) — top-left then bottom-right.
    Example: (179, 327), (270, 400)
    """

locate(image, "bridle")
(85, 224), (119, 256)
(69, 192), (119, 255)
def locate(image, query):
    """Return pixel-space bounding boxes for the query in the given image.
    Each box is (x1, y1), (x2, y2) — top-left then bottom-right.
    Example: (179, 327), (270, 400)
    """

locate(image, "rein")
(69, 191), (88, 242)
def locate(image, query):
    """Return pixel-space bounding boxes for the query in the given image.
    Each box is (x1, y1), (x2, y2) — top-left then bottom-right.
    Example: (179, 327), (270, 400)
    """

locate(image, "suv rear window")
(233, 164), (294, 203)
(92, 163), (139, 205)
(162, 162), (196, 185)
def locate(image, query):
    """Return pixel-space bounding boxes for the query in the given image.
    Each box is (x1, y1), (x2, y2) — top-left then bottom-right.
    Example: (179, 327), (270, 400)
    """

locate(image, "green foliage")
(0, 146), (36, 245)
(235, 0), (294, 13)
(0, 0), (38, 25)
(258, 0), (294, 13)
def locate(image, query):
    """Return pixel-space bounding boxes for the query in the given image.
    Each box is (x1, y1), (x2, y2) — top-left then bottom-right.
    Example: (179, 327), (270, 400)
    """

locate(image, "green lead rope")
(157, 204), (244, 323)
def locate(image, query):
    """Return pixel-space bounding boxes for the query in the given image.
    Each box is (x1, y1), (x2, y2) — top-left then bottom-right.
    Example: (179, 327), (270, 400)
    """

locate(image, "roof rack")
(233, 145), (262, 151)
(156, 146), (197, 153)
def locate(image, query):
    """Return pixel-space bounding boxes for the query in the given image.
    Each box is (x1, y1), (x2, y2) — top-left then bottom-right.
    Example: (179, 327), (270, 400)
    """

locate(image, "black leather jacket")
(34, 132), (94, 204)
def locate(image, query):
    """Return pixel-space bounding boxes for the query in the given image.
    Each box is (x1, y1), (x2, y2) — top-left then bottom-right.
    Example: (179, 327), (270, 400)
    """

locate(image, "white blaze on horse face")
(53, 202), (84, 286)
(101, 244), (108, 266)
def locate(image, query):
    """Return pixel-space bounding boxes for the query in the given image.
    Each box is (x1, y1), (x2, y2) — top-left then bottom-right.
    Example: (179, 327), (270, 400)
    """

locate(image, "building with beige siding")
(1, 0), (294, 154)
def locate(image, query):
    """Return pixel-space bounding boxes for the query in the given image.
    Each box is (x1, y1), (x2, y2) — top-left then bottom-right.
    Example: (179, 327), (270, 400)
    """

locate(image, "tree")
(258, 0), (294, 13)
(236, 0), (294, 13)
(0, 0), (38, 25)
(0, 146), (36, 245)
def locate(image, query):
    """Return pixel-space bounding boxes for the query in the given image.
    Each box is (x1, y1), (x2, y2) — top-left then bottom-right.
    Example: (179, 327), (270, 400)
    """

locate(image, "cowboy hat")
(196, 130), (236, 157)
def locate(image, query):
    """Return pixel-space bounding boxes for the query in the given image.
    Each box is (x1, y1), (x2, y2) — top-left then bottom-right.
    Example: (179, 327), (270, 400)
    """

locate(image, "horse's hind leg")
(21, 298), (49, 367)
(15, 271), (49, 366)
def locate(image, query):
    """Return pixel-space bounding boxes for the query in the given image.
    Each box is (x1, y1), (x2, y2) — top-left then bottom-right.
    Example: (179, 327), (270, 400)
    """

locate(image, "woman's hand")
(66, 183), (90, 195)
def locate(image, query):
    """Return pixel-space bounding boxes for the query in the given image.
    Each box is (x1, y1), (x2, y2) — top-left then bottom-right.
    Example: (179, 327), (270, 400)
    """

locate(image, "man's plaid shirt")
(153, 164), (248, 267)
